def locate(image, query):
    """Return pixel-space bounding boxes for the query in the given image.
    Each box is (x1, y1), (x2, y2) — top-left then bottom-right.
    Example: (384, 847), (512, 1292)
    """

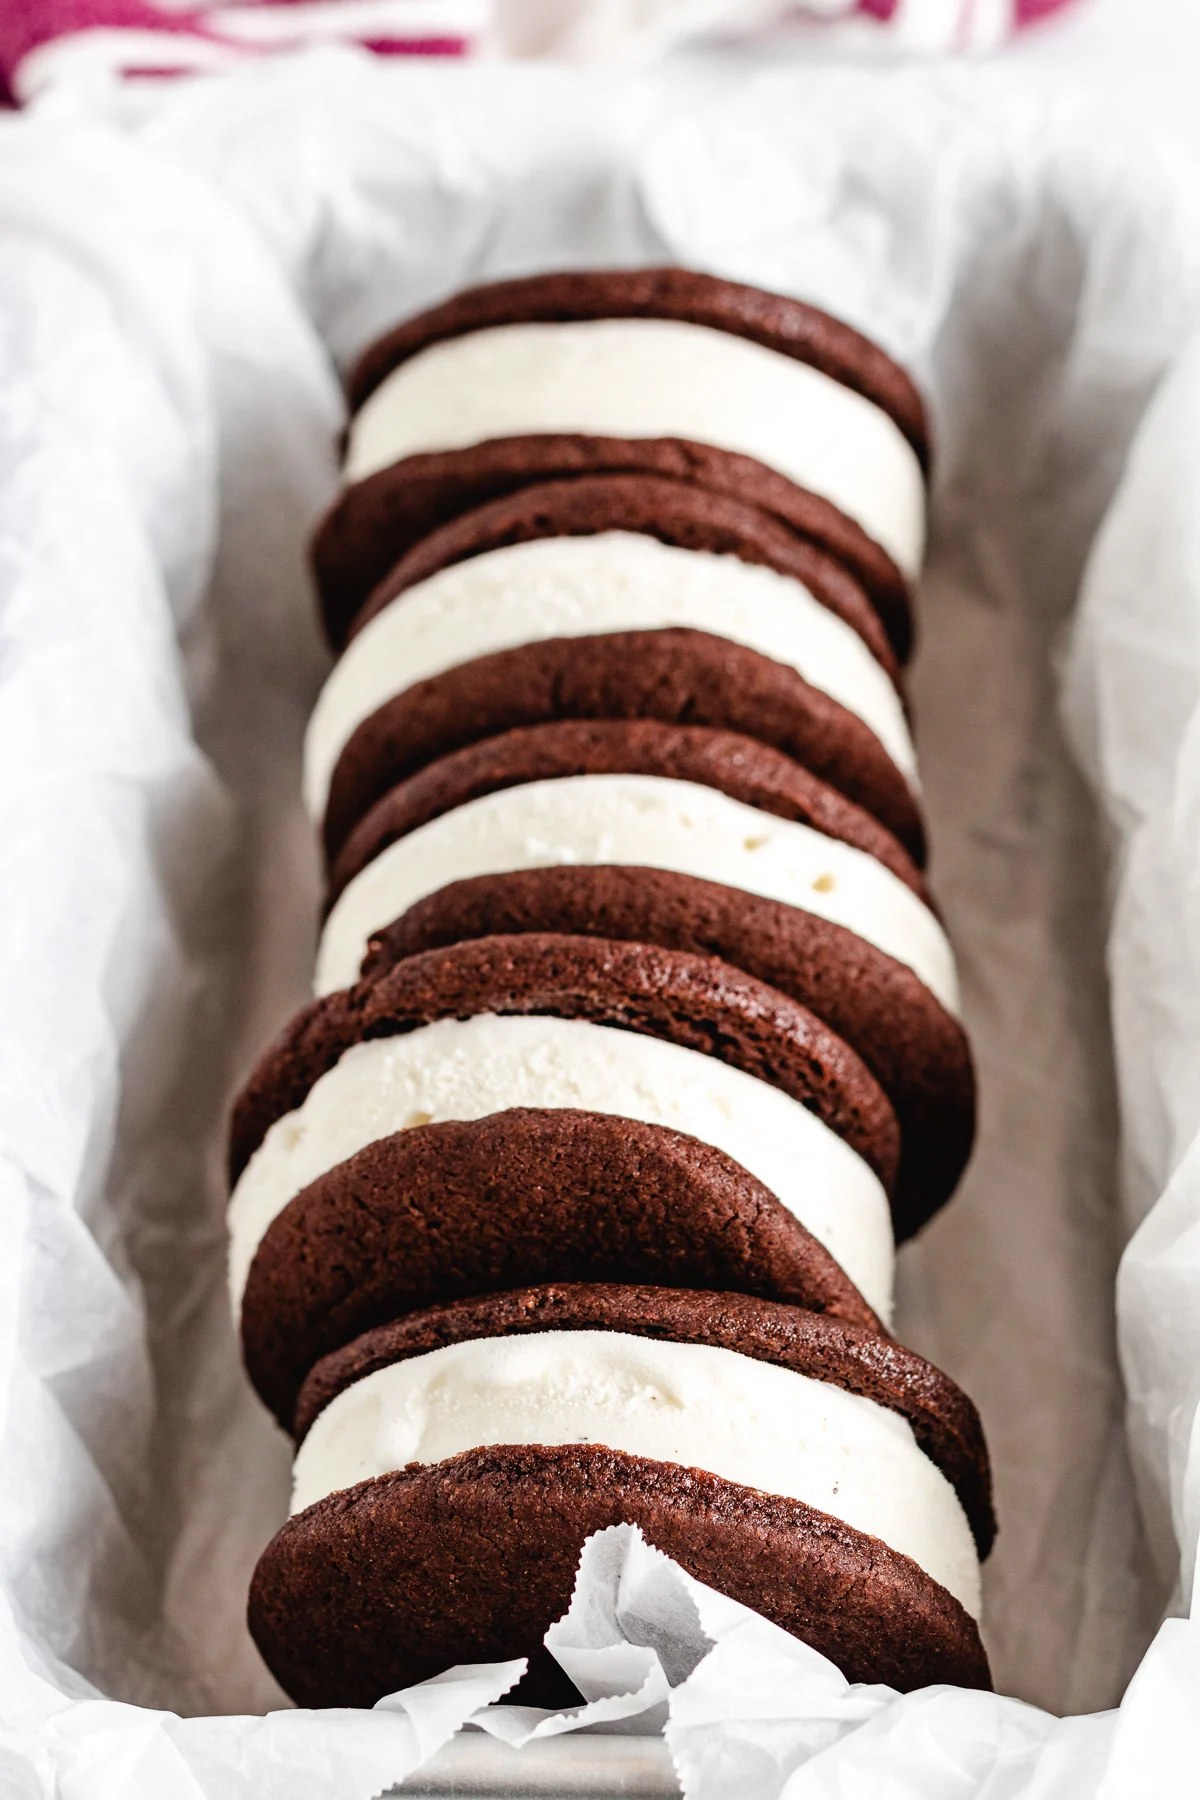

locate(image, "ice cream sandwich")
(232, 269), (997, 1719)
(313, 267), (927, 657)
(248, 1283), (992, 1708)
(229, 933), (903, 1419)
(358, 863), (973, 1240)
(307, 550), (922, 864)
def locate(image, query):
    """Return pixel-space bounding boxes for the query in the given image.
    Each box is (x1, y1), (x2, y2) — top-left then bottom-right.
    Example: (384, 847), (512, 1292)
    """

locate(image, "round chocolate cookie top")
(294, 1281), (995, 1555)
(228, 931), (900, 1191)
(362, 867), (974, 1242)
(347, 269), (930, 467)
(312, 436), (914, 658)
(241, 1108), (881, 1428)
(327, 719), (926, 910)
(345, 473), (900, 680)
(321, 627), (927, 867)
(248, 1444), (988, 1711)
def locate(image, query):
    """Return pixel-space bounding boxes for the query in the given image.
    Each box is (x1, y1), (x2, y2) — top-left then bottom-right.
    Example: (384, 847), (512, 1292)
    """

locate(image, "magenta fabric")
(0, 0), (206, 83)
(1014, 0), (1074, 20)
(850, 0), (1079, 30)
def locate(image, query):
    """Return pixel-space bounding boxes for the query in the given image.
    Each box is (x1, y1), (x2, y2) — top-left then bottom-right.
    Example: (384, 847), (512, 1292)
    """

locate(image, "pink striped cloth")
(788, 0), (1077, 51)
(0, 0), (1081, 104)
(0, 0), (486, 102)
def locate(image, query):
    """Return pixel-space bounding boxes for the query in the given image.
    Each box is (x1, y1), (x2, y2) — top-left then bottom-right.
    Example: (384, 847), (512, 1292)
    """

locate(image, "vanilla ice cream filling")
(290, 1330), (980, 1617)
(228, 1013), (895, 1321)
(315, 774), (959, 1016)
(304, 532), (915, 820)
(343, 318), (925, 576)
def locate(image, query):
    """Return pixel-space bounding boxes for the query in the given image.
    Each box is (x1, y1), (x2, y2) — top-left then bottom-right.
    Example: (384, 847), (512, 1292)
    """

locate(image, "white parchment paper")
(2, 45), (1200, 1797)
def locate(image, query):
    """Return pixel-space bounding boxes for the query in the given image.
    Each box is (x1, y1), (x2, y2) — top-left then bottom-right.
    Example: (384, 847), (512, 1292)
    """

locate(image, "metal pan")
(392, 1731), (680, 1798)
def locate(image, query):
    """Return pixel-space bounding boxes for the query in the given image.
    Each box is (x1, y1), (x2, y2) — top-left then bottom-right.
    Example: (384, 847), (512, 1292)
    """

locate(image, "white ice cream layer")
(303, 532), (915, 820)
(315, 773), (959, 1016)
(290, 1329), (980, 1618)
(227, 1012), (894, 1322)
(343, 318), (925, 576)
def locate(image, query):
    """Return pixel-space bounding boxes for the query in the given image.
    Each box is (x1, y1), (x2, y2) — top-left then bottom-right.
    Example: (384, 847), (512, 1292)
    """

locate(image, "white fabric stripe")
(13, 12), (479, 100)
(16, 31), (246, 98)
(208, 1), (486, 42)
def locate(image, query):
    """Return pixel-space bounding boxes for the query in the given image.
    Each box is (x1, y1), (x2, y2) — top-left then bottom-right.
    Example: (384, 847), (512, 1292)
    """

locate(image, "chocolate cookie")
(348, 269), (930, 466)
(312, 436), (914, 658)
(240, 1109), (881, 1428)
(326, 719), (927, 909)
(344, 473), (900, 681)
(229, 933), (900, 1190)
(362, 867), (973, 1240)
(248, 1446), (989, 1710)
(294, 1283), (995, 1555)
(321, 628), (926, 867)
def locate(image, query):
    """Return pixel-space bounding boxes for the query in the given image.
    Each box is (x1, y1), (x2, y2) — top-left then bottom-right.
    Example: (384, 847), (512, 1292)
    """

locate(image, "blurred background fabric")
(0, 0), (486, 103)
(501, 0), (1082, 62)
(1, 0), (1083, 103)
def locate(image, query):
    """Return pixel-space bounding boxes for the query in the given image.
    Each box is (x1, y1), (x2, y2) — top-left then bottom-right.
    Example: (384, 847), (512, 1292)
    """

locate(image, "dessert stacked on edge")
(231, 269), (993, 1708)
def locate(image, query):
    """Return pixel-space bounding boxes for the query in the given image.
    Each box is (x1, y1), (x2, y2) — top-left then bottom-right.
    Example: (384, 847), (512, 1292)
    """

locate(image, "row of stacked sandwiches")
(228, 268), (995, 1709)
